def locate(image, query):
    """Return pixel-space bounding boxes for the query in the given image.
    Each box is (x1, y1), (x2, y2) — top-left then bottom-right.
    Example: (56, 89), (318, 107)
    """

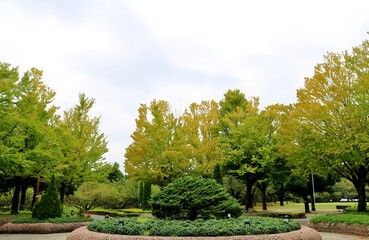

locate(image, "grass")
(310, 213), (369, 226)
(253, 202), (358, 213)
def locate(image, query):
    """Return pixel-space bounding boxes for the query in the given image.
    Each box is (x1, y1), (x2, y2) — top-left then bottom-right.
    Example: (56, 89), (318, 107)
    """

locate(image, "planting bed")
(67, 226), (321, 240)
(0, 222), (90, 234)
(308, 222), (369, 237)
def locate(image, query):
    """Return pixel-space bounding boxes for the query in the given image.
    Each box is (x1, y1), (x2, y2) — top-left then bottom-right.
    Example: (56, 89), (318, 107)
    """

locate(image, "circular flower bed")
(87, 217), (300, 236)
(67, 226), (322, 240)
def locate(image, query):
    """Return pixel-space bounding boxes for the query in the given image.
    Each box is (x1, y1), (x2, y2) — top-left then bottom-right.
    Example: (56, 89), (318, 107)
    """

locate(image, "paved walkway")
(1, 214), (369, 240)
(1, 232), (369, 240)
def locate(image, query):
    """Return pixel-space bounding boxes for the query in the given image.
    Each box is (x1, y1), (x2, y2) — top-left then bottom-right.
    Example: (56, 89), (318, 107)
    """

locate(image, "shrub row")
(87, 217), (301, 236)
(86, 210), (141, 218)
(12, 216), (93, 224)
(251, 212), (306, 219)
(310, 213), (369, 226)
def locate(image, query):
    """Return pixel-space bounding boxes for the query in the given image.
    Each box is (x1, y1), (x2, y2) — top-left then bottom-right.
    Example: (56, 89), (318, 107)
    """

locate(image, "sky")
(1, 0), (369, 172)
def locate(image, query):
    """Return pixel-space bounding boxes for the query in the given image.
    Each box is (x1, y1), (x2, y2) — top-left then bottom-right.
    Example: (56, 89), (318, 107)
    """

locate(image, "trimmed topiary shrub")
(32, 176), (62, 220)
(152, 176), (243, 220)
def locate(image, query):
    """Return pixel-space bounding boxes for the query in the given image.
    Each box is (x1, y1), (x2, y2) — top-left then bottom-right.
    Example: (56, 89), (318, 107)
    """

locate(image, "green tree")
(152, 176), (242, 220)
(142, 180), (151, 210)
(0, 64), (59, 214)
(32, 175), (61, 219)
(213, 163), (223, 185)
(57, 93), (108, 203)
(219, 90), (283, 211)
(283, 39), (369, 212)
(66, 181), (118, 211)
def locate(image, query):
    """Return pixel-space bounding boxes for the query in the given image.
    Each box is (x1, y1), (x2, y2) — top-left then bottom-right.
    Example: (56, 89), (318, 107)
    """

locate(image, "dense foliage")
(0, 63), (109, 214)
(310, 213), (369, 226)
(87, 217), (300, 236)
(151, 176), (242, 220)
(32, 176), (62, 219)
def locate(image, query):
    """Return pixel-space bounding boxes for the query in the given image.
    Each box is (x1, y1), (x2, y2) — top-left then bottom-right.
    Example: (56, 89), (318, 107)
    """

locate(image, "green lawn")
(253, 202), (358, 212)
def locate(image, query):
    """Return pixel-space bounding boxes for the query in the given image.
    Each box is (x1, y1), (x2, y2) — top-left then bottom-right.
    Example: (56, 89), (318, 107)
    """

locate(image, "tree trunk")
(310, 192), (316, 211)
(354, 166), (367, 212)
(302, 195), (310, 213)
(278, 190), (285, 206)
(279, 198), (284, 206)
(260, 182), (267, 211)
(60, 181), (66, 203)
(19, 179), (27, 211)
(11, 177), (21, 214)
(31, 176), (40, 209)
(245, 180), (254, 211)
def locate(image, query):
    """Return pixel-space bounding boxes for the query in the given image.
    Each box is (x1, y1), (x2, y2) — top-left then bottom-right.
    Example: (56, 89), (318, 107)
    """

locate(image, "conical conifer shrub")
(32, 175), (62, 219)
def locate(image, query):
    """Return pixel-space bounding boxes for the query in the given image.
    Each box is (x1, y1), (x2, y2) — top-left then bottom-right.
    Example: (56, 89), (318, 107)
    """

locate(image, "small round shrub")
(32, 176), (62, 220)
(152, 176), (243, 220)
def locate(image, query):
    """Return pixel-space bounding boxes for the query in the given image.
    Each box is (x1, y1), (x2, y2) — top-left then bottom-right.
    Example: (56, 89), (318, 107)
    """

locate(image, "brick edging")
(308, 222), (369, 237)
(67, 226), (322, 240)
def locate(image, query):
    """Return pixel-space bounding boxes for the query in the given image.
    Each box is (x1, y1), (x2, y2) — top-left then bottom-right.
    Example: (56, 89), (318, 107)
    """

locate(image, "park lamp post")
(244, 219), (251, 228)
(118, 219), (125, 227)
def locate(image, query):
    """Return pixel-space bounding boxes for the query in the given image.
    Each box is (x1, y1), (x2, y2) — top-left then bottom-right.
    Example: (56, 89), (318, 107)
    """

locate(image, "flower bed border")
(0, 222), (89, 234)
(66, 226), (321, 240)
(308, 222), (369, 237)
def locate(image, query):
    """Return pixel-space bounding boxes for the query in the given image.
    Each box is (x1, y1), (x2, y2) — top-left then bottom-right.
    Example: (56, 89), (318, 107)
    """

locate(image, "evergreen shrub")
(151, 176), (243, 220)
(32, 176), (62, 220)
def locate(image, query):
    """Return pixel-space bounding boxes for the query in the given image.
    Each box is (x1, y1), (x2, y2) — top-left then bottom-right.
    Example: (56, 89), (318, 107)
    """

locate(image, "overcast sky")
(1, 0), (369, 171)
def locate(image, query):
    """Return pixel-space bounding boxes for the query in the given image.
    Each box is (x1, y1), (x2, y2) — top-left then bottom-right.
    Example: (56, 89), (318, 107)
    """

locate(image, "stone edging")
(308, 222), (369, 237)
(0, 222), (89, 234)
(66, 226), (322, 240)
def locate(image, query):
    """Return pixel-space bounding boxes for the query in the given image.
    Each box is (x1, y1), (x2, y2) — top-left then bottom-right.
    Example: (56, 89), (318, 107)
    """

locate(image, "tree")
(152, 176), (242, 220)
(181, 101), (223, 177)
(142, 180), (151, 210)
(32, 175), (62, 219)
(125, 100), (191, 186)
(0, 64), (59, 214)
(219, 90), (283, 211)
(213, 163), (223, 185)
(283, 39), (369, 212)
(57, 93), (108, 203)
(66, 181), (119, 211)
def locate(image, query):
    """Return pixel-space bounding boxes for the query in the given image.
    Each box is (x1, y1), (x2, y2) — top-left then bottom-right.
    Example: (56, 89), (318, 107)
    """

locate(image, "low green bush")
(251, 212), (306, 219)
(86, 209), (142, 218)
(12, 216), (93, 224)
(87, 217), (300, 236)
(310, 213), (369, 226)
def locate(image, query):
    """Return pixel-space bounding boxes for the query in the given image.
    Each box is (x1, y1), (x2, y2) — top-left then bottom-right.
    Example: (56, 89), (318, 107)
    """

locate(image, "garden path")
(0, 215), (368, 240)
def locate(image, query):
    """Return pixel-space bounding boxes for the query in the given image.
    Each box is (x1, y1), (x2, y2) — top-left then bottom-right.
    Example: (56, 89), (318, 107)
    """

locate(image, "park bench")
(336, 205), (349, 212)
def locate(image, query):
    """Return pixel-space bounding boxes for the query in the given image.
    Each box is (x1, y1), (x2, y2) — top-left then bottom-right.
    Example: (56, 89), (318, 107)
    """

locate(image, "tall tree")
(282, 39), (369, 212)
(0, 64), (58, 214)
(219, 90), (285, 211)
(125, 100), (190, 186)
(182, 100), (223, 177)
(57, 93), (108, 202)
